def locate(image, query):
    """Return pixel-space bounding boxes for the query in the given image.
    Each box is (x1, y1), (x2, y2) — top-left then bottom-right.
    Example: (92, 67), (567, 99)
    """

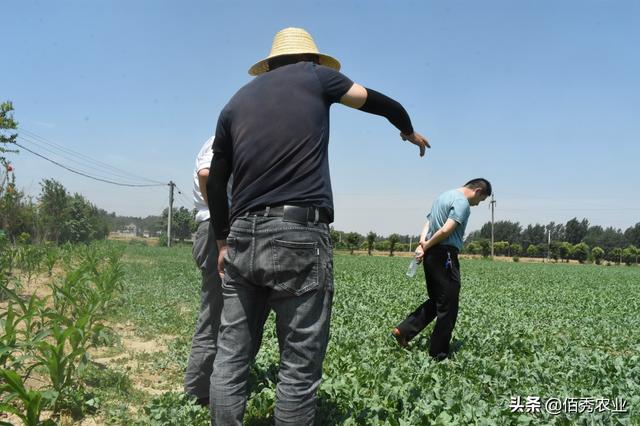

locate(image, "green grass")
(108, 245), (639, 425)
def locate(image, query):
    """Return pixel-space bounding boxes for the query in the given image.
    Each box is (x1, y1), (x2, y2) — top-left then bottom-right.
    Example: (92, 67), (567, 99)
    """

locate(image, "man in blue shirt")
(393, 178), (492, 360)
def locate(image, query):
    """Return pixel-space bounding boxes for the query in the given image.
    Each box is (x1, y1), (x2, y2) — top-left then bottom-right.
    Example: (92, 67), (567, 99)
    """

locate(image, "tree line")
(465, 219), (640, 265)
(329, 229), (420, 256)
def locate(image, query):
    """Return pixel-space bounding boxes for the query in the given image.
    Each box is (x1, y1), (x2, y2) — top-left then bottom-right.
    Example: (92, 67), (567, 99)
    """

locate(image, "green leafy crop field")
(114, 246), (639, 425)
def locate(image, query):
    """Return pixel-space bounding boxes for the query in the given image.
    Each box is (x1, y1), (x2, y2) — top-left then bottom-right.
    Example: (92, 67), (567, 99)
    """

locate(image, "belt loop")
(314, 208), (319, 224)
(264, 206), (270, 217)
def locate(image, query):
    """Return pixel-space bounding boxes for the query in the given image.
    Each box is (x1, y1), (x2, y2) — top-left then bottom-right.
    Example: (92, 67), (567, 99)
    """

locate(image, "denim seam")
(250, 216), (256, 281)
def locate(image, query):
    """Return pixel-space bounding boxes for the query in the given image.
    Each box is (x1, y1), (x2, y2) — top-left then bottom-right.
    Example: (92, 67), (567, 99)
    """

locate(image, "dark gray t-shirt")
(213, 62), (353, 223)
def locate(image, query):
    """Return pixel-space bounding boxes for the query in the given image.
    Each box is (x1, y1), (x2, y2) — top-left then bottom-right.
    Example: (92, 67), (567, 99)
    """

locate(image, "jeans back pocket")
(271, 239), (319, 296)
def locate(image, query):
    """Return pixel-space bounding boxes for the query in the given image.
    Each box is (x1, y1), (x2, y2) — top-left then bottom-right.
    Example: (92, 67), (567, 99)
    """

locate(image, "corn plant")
(0, 305), (18, 368)
(0, 242), (129, 424)
(43, 246), (59, 277)
(0, 369), (56, 426)
(31, 323), (89, 413)
(17, 245), (44, 283)
(0, 232), (17, 300)
(1, 284), (51, 345)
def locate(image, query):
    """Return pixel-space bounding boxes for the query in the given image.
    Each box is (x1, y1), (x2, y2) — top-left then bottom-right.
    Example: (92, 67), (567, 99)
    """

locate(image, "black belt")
(244, 205), (332, 224)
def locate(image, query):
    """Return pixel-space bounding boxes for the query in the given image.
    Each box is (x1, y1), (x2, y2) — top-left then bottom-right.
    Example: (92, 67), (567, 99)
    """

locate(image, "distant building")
(110, 223), (138, 238)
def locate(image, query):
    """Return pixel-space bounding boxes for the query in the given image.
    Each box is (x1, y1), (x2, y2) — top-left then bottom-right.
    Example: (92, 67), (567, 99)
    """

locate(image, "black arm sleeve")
(206, 153), (232, 240)
(359, 88), (414, 135)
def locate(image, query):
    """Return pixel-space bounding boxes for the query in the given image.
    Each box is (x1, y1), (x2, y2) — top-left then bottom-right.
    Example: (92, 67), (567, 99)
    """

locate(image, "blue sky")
(3, 0), (639, 236)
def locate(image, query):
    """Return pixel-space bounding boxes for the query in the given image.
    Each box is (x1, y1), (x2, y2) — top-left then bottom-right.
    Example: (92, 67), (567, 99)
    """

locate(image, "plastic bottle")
(406, 258), (418, 278)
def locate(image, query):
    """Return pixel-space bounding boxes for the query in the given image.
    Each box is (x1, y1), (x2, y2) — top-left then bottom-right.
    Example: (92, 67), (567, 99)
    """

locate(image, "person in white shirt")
(184, 136), (221, 407)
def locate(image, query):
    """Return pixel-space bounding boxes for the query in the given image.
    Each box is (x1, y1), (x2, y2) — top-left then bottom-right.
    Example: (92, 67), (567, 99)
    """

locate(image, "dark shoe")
(391, 327), (408, 348)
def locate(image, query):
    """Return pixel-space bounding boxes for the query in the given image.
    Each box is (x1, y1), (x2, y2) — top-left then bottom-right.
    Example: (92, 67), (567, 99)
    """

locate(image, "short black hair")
(464, 178), (492, 196)
(267, 53), (320, 72)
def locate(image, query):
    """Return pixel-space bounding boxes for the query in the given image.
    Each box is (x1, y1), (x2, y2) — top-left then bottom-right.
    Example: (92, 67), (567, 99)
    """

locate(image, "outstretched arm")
(340, 83), (430, 157)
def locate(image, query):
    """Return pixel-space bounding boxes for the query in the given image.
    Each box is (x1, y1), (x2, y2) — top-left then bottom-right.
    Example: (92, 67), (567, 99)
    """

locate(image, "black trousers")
(397, 245), (461, 358)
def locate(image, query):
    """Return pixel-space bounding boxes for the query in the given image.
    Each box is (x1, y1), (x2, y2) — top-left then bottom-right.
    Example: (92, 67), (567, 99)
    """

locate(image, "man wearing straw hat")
(207, 27), (429, 425)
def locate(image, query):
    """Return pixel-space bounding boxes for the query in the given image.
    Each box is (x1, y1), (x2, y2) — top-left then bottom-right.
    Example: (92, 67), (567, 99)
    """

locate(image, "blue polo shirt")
(426, 189), (471, 251)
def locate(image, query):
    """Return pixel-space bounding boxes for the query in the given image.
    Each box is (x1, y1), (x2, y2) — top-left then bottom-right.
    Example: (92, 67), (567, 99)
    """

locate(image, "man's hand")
(415, 244), (425, 264)
(216, 240), (228, 279)
(416, 241), (427, 257)
(400, 131), (430, 157)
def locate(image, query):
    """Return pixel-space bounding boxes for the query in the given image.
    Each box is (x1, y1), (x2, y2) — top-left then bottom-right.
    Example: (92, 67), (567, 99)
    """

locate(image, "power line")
(18, 128), (165, 184)
(17, 127), (166, 185)
(18, 135), (159, 185)
(15, 142), (167, 188)
(174, 183), (194, 208)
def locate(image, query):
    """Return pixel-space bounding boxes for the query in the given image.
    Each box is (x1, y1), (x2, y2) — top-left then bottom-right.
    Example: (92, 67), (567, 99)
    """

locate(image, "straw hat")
(248, 27), (341, 76)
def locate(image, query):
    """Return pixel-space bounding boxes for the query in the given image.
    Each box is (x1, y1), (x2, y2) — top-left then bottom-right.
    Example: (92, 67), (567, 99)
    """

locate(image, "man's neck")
(457, 187), (474, 201)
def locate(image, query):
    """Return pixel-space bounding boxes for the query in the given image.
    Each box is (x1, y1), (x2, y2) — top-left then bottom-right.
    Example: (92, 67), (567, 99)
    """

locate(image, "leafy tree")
(583, 225), (627, 252)
(0, 185), (39, 243)
(624, 223), (640, 247)
(174, 207), (196, 242)
(39, 179), (69, 244)
(609, 247), (623, 265)
(521, 224), (546, 248)
(395, 243), (410, 253)
(565, 217), (589, 245)
(537, 243), (549, 259)
(162, 207), (196, 243)
(526, 244), (538, 258)
(478, 239), (491, 258)
(345, 232), (362, 255)
(583, 225), (604, 248)
(375, 240), (389, 252)
(510, 243), (522, 256)
(0, 101), (18, 169)
(366, 231), (376, 256)
(558, 242), (573, 263)
(465, 230), (482, 243)
(599, 227), (624, 252)
(330, 227), (342, 248)
(572, 243), (590, 264)
(493, 241), (509, 256)
(60, 193), (108, 243)
(549, 241), (561, 262)
(545, 222), (565, 242)
(36, 180), (109, 244)
(477, 221), (522, 244)
(388, 233), (400, 257)
(622, 245), (637, 266)
(62, 194), (95, 243)
(591, 246), (605, 265)
(1, 101), (20, 239)
(465, 241), (480, 255)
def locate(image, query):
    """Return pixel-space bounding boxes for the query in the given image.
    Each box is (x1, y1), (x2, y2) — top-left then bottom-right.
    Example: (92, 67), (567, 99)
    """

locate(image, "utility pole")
(547, 226), (551, 262)
(490, 194), (496, 258)
(167, 181), (175, 247)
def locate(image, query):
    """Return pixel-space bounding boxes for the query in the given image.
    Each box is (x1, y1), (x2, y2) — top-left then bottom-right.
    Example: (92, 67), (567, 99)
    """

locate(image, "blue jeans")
(210, 215), (334, 426)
